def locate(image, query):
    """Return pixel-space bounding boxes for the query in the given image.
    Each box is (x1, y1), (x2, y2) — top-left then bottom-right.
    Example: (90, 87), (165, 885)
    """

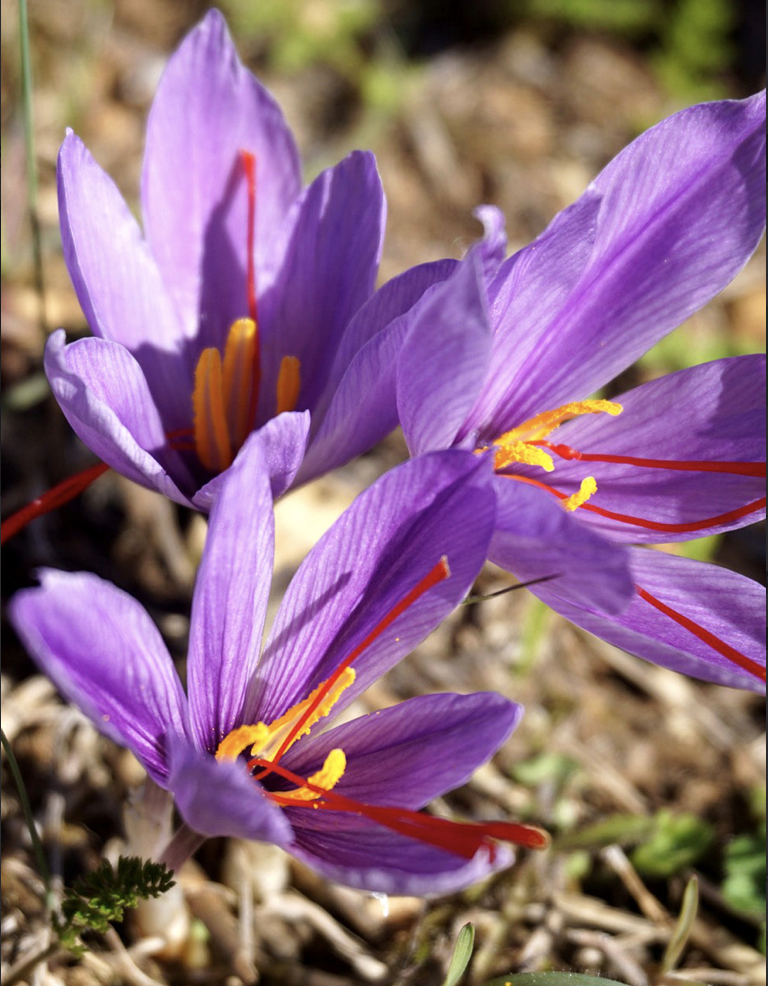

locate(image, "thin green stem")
(18, 0), (47, 333)
(1, 727), (52, 903)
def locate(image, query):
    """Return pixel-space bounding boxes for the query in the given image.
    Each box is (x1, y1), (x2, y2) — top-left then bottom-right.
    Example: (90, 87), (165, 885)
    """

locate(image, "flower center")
(185, 151), (301, 473)
(483, 400), (766, 684)
(480, 400), (622, 512)
(210, 556), (552, 859)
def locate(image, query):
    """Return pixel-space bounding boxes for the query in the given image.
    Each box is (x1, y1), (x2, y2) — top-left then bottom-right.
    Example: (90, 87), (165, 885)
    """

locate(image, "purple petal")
(249, 451), (496, 725)
(192, 409), (311, 510)
(187, 436), (275, 753)
(57, 132), (191, 432)
(398, 254), (491, 455)
(9, 571), (189, 784)
(141, 9), (301, 339)
(537, 355), (766, 542)
(258, 151), (386, 417)
(297, 261), (458, 485)
(286, 819), (514, 896)
(489, 477), (634, 614)
(473, 205), (508, 281)
(283, 691), (522, 809)
(466, 190), (602, 436)
(533, 547), (766, 692)
(166, 735), (291, 844)
(44, 331), (194, 507)
(503, 92), (767, 416)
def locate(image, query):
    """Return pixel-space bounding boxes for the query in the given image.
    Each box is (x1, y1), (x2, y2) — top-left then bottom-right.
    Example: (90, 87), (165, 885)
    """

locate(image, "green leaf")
(554, 812), (654, 850)
(57, 856), (175, 952)
(442, 923), (475, 986)
(721, 826), (767, 918)
(660, 874), (699, 973)
(512, 753), (579, 789)
(631, 810), (714, 878)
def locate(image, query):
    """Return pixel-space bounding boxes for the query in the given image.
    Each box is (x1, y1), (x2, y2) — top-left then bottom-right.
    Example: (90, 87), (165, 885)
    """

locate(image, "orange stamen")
(1, 462), (110, 545)
(562, 476), (597, 512)
(251, 757), (550, 857)
(498, 400), (623, 444)
(500, 473), (766, 534)
(255, 557), (452, 778)
(533, 442), (765, 477)
(222, 317), (260, 449)
(635, 584), (766, 682)
(193, 348), (232, 472)
(240, 150), (258, 325)
(216, 668), (356, 765)
(276, 356), (301, 415)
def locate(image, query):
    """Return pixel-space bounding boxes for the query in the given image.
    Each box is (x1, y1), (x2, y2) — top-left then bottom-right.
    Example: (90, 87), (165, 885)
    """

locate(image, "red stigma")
(502, 472), (765, 535)
(533, 441), (765, 478)
(254, 557), (451, 780)
(240, 150), (258, 326)
(249, 756), (550, 859)
(1, 462), (110, 545)
(636, 584), (766, 682)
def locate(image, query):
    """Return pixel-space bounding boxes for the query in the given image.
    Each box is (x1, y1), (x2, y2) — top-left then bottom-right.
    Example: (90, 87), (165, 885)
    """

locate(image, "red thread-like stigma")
(635, 584), (766, 682)
(1, 462), (110, 545)
(250, 756), (550, 858)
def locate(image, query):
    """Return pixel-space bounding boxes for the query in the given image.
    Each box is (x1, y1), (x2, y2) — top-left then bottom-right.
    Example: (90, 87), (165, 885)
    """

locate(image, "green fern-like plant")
(57, 856), (175, 952)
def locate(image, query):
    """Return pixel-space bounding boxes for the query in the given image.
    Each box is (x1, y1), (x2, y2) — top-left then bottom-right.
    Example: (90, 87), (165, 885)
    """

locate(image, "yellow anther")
(193, 348), (233, 472)
(276, 356), (301, 415)
(491, 440), (554, 473)
(222, 318), (259, 449)
(216, 723), (271, 763)
(563, 476), (598, 512)
(502, 400), (623, 443)
(215, 667), (356, 764)
(285, 749), (347, 802)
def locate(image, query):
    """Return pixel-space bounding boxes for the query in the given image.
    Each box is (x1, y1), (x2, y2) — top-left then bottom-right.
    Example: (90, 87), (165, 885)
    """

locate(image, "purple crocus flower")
(396, 92), (767, 693)
(43, 9), (455, 513)
(10, 443), (548, 895)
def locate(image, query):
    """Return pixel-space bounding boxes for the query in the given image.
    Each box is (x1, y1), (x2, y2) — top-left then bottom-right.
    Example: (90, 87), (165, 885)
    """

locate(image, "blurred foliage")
(484, 974), (626, 986)
(512, 752), (580, 789)
(631, 810), (715, 877)
(520, 0), (736, 98)
(721, 785), (766, 949)
(516, 0), (663, 35)
(221, 0), (749, 110)
(223, 0), (380, 76)
(555, 809), (715, 877)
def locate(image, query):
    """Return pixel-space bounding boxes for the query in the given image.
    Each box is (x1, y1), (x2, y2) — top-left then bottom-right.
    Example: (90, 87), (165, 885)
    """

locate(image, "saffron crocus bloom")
(10, 443), (548, 894)
(397, 92), (767, 692)
(44, 9), (455, 512)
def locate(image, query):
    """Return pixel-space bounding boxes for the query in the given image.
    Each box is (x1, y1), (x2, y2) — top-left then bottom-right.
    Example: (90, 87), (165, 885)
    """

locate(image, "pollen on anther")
(563, 476), (598, 512)
(193, 348), (233, 472)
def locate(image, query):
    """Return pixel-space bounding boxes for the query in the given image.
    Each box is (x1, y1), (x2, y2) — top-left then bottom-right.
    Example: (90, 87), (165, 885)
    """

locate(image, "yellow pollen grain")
(502, 399), (623, 443)
(222, 317), (259, 449)
(285, 748), (347, 802)
(193, 348), (233, 472)
(215, 667), (356, 765)
(276, 356), (301, 415)
(216, 723), (271, 763)
(563, 476), (598, 512)
(491, 440), (554, 473)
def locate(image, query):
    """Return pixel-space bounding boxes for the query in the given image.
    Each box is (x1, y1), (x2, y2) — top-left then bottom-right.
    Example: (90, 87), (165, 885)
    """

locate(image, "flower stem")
(158, 823), (206, 873)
